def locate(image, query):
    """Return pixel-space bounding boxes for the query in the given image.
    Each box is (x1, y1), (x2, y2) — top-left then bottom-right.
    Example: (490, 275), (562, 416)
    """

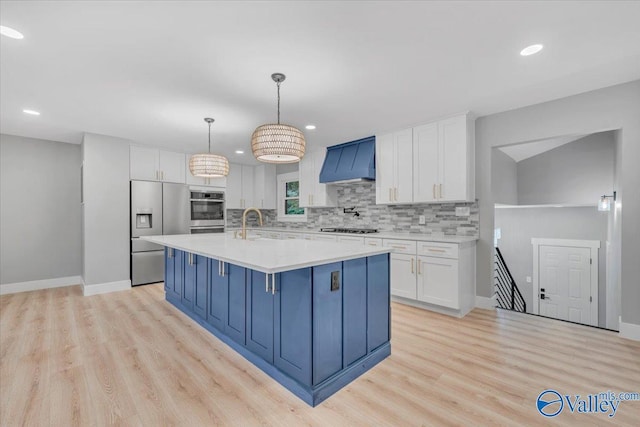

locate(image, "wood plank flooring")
(1, 284), (638, 426)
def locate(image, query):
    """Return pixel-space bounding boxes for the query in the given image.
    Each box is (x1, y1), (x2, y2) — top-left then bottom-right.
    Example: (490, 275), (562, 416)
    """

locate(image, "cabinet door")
(394, 129), (414, 203)
(390, 253), (416, 299)
(313, 262), (343, 385)
(375, 133), (394, 204)
(367, 254), (390, 351)
(417, 256), (459, 309)
(253, 164), (276, 209)
(225, 164), (243, 209)
(182, 253), (197, 309)
(165, 249), (184, 300)
(207, 258), (228, 331)
(343, 258), (367, 366)
(193, 255), (208, 318)
(439, 116), (467, 201)
(241, 165), (254, 208)
(413, 123), (439, 202)
(245, 270), (274, 363)
(130, 145), (159, 181)
(185, 156), (207, 186)
(225, 263), (247, 345)
(275, 268), (312, 387)
(159, 150), (185, 183)
(298, 152), (314, 207)
(312, 151), (337, 207)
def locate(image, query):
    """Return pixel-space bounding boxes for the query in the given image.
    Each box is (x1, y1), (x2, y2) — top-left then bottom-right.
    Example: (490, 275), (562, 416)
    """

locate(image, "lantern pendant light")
(251, 73), (306, 163)
(189, 118), (229, 178)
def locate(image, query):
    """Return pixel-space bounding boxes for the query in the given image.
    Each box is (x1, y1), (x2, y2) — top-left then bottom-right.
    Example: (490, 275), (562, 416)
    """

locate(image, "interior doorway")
(532, 238), (599, 327)
(491, 130), (621, 330)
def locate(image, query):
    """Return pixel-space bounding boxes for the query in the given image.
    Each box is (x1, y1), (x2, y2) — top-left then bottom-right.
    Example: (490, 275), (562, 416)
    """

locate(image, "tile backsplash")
(227, 181), (478, 236)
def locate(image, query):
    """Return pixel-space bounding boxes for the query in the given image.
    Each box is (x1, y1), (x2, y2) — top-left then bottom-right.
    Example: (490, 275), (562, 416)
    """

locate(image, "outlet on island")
(331, 271), (340, 291)
(418, 215), (426, 225)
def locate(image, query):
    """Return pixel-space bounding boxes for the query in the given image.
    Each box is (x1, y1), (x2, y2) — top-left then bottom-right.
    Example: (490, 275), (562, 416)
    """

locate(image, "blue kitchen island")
(142, 234), (391, 406)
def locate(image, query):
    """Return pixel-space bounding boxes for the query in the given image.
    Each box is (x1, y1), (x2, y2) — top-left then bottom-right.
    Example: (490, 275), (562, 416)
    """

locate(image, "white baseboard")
(475, 294), (497, 310)
(83, 280), (131, 296)
(0, 275), (83, 295)
(619, 317), (640, 341)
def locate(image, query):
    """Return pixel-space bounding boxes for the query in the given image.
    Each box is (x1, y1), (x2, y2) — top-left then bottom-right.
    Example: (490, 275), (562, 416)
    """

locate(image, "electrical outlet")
(455, 207), (470, 217)
(331, 271), (340, 291)
(418, 215), (426, 225)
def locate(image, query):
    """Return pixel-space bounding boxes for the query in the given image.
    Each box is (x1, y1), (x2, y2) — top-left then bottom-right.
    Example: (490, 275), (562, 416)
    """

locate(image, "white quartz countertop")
(228, 227), (478, 244)
(142, 234), (391, 274)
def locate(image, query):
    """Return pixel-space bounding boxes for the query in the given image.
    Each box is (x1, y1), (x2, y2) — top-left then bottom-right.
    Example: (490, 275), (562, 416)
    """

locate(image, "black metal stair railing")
(494, 247), (526, 312)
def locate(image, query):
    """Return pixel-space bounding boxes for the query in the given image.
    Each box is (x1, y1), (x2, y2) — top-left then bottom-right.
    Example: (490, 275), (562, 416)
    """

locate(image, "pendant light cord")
(208, 121), (212, 153)
(276, 81), (281, 124)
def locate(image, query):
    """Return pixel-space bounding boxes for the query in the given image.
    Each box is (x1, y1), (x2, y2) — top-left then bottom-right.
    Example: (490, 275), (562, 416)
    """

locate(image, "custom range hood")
(319, 136), (375, 184)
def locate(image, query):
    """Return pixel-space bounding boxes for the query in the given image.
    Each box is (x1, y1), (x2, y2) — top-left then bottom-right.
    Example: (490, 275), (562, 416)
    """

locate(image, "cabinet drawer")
(383, 239), (417, 255)
(310, 234), (337, 242)
(417, 242), (458, 258)
(337, 236), (364, 245)
(264, 232), (282, 239)
(282, 232), (303, 240)
(364, 237), (383, 247)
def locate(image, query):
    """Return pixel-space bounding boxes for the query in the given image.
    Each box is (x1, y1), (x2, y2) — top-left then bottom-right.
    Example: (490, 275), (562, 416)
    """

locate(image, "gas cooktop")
(320, 227), (378, 234)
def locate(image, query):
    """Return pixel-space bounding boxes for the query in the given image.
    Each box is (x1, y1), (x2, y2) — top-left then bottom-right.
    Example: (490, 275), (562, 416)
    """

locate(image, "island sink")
(143, 234), (391, 406)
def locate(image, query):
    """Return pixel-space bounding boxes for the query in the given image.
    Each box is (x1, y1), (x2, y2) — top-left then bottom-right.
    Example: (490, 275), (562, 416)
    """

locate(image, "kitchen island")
(142, 234), (391, 406)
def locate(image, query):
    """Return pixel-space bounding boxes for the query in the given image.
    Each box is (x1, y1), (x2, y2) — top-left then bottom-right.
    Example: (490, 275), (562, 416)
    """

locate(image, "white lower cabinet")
(390, 253), (417, 299)
(385, 238), (476, 316)
(416, 256), (459, 309)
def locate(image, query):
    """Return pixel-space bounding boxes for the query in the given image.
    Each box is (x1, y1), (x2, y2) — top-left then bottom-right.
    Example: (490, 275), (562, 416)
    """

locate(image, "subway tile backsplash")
(227, 181), (478, 236)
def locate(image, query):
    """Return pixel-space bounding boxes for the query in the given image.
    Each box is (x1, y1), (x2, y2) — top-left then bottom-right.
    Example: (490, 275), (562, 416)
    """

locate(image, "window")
(277, 172), (307, 222)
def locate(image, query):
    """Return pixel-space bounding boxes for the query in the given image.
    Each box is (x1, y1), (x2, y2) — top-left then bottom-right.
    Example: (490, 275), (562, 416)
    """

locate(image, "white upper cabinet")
(226, 164), (254, 209)
(253, 164), (276, 209)
(184, 156), (227, 188)
(375, 129), (413, 204)
(299, 150), (338, 208)
(130, 145), (185, 183)
(376, 113), (475, 205)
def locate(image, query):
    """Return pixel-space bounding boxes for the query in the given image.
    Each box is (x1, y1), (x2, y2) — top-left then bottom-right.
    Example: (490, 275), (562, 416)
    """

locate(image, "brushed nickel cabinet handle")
(433, 184), (436, 199)
(391, 245), (406, 249)
(389, 188), (392, 202)
(428, 248), (446, 253)
(271, 274), (276, 295)
(418, 260), (421, 275)
(411, 258), (414, 274)
(439, 183), (443, 198)
(265, 274), (269, 293)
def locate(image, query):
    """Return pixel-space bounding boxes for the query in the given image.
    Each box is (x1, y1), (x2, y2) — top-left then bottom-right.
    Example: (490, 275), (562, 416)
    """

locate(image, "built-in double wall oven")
(190, 190), (225, 233)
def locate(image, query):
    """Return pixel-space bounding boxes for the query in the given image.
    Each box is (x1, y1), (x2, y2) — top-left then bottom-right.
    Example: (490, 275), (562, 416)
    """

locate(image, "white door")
(130, 145), (159, 181)
(390, 253), (417, 299)
(393, 129), (414, 203)
(375, 133), (394, 204)
(439, 115), (467, 201)
(159, 150), (185, 183)
(241, 165), (254, 208)
(412, 122), (439, 203)
(225, 164), (243, 209)
(538, 245), (593, 325)
(416, 256), (459, 309)
(298, 151), (314, 207)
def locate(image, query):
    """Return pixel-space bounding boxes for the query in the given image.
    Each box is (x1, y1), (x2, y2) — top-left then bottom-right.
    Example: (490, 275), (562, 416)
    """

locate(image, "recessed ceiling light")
(23, 109), (40, 116)
(235, 150), (244, 154)
(520, 44), (543, 56)
(305, 125), (316, 130)
(0, 25), (24, 40)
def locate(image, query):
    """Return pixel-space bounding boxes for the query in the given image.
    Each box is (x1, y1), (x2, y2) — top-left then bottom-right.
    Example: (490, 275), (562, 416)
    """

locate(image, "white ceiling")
(498, 134), (587, 162)
(1, 1), (639, 165)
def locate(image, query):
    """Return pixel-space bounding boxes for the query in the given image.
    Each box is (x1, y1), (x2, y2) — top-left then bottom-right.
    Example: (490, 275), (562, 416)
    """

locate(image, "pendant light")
(189, 118), (229, 178)
(251, 73), (305, 163)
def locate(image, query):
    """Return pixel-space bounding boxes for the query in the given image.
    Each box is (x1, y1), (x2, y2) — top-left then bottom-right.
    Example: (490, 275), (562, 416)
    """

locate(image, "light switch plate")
(455, 207), (471, 217)
(418, 215), (426, 225)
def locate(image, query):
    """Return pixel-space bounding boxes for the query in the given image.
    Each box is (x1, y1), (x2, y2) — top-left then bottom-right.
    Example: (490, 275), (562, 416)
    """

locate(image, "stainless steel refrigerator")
(130, 181), (190, 286)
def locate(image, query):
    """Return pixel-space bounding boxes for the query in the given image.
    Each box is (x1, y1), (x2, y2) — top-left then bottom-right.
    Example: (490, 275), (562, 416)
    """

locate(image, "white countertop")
(142, 234), (391, 274)
(228, 227), (478, 244)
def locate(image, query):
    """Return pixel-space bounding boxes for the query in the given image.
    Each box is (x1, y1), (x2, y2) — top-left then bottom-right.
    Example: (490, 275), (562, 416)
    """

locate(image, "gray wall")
(476, 79), (640, 328)
(517, 132), (615, 205)
(495, 207), (609, 327)
(81, 133), (130, 287)
(491, 149), (518, 205)
(0, 134), (81, 285)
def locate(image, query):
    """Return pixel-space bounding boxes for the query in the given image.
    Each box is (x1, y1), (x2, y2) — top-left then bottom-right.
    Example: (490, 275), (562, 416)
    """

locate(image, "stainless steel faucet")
(241, 207), (263, 239)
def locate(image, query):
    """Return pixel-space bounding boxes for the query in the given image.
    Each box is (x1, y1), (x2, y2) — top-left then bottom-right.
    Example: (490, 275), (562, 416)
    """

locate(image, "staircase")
(494, 247), (526, 312)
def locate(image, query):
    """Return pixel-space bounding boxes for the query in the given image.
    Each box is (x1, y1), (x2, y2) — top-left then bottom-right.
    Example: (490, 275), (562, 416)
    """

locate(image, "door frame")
(532, 238), (600, 326)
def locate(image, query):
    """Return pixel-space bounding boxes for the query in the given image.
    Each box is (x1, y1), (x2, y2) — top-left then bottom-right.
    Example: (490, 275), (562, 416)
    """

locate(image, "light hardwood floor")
(1, 284), (638, 426)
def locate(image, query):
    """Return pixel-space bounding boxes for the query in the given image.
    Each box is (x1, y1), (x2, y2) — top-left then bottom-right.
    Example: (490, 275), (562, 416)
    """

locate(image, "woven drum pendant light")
(251, 73), (305, 163)
(189, 118), (229, 178)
